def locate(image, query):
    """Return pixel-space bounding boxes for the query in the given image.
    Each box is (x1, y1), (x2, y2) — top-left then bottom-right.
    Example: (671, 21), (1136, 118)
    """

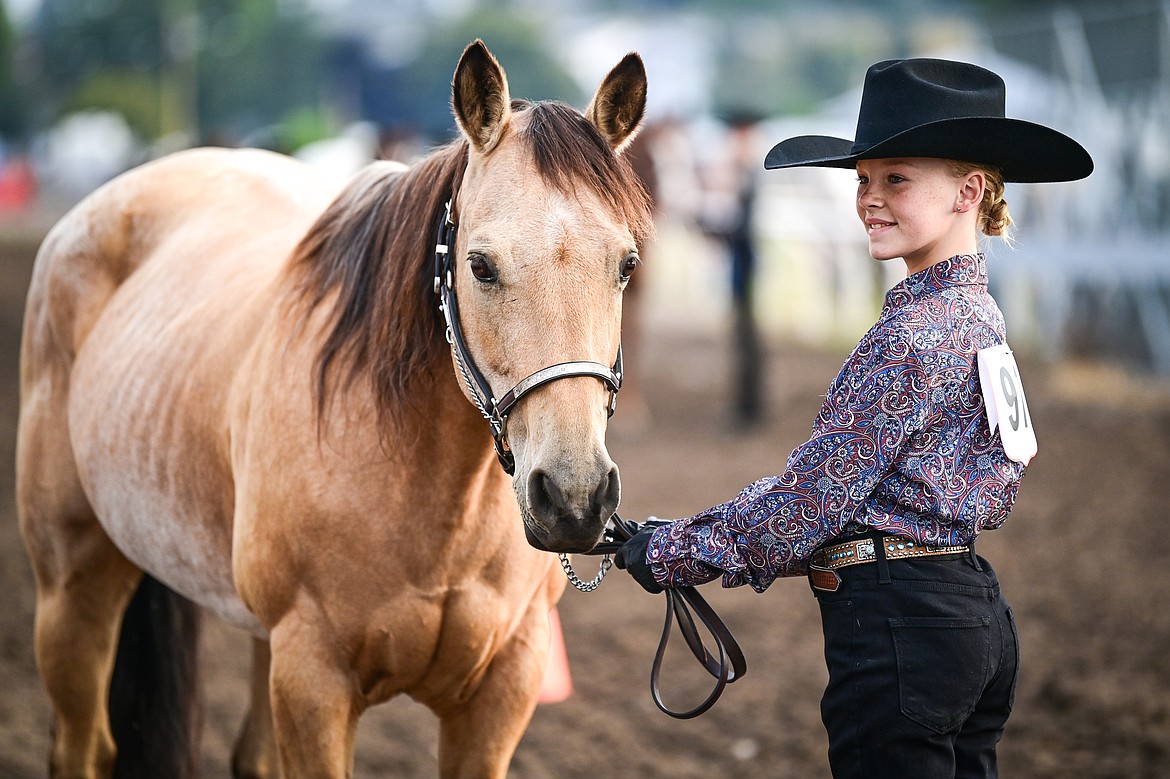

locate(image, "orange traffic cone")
(538, 607), (573, 703)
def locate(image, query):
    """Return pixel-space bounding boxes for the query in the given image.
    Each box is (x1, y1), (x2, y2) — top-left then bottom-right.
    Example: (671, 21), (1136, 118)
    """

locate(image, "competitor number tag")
(977, 344), (1037, 465)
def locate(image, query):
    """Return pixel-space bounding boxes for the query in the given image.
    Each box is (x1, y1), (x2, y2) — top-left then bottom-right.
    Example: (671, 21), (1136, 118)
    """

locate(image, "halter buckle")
(433, 199), (455, 295)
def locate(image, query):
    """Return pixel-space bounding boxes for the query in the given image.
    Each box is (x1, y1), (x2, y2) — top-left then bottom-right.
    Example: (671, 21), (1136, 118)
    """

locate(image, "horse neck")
(282, 140), (470, 443)
(412, 355), (502, 477)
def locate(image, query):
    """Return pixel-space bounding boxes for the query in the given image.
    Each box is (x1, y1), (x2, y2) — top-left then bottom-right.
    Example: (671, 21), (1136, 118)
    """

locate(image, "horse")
(16, 39), (653, 778)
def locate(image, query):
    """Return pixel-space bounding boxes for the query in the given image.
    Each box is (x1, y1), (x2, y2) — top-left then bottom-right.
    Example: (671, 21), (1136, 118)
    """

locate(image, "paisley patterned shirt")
(647, 253), (1025, 592)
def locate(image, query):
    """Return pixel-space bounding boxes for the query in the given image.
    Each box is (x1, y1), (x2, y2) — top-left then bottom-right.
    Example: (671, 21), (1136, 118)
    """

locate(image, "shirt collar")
(881, 254), (987, 317)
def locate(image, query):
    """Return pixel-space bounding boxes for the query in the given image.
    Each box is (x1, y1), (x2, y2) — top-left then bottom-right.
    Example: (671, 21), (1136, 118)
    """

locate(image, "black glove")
(614, 524), (665, 594)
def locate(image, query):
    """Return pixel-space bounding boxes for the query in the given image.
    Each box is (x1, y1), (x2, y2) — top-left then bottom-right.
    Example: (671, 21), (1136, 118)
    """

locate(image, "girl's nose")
(858, 183), (880, 208)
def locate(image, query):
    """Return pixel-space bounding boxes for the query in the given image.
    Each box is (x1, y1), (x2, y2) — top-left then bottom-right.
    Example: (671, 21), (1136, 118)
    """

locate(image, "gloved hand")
(614, 522), (666, 594)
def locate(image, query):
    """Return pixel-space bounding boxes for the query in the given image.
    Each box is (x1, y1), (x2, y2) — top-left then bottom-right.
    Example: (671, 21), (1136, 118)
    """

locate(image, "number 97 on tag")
(977, 344), (1037, 465)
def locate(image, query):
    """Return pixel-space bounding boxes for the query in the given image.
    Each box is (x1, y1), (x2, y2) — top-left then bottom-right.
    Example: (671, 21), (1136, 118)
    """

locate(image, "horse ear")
(452, 40), (512, 154)
(584, 53), (648, 153)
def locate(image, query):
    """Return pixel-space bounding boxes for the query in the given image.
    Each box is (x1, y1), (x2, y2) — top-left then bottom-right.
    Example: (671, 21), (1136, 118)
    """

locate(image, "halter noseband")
(433, 197), (623, 476)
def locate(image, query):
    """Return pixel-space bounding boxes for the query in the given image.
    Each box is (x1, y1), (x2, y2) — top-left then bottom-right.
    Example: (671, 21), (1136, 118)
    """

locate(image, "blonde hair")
(947, 160), (1012, 238)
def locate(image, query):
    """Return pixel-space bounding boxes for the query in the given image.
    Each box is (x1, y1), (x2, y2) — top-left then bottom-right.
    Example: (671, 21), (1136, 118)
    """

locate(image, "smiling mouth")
(867, 220), (895, 233)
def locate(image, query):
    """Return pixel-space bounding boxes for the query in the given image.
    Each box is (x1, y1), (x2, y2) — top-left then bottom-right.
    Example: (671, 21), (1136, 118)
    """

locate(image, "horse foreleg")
(435, 611), (549, 779)
(232, 637), (280, 779)
(267, 617), (360, 778)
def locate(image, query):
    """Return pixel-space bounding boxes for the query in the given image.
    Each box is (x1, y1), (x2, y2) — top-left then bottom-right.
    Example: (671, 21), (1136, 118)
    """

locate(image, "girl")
(616, 58), (1092, 778)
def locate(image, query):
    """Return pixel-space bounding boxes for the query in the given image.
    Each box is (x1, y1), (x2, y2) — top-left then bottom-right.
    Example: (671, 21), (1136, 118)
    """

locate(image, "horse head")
(447, 41), (653, 553)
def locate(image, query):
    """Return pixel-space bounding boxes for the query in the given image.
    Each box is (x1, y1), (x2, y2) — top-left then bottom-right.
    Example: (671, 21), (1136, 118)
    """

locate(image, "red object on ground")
(0, 158), (36, 211)
(538, 607), (573, 703)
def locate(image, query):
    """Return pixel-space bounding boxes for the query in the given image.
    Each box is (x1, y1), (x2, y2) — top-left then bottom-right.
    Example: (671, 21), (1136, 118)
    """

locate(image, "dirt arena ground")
(1, 229), (1169, 778)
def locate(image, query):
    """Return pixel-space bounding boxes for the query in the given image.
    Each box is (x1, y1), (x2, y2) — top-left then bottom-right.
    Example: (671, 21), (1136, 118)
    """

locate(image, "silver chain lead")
(442, 306), (495, 424)
(559, 552), (613, 592)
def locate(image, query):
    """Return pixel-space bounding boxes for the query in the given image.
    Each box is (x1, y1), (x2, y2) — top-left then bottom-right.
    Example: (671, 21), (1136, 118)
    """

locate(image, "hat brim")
(764, 117), (1093, 183)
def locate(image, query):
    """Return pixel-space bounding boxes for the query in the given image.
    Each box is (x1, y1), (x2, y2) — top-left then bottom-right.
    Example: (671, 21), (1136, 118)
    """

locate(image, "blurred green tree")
(390, 8), (582, 138)
(0, 0), (27, 141)
(30, 0), (327, 144)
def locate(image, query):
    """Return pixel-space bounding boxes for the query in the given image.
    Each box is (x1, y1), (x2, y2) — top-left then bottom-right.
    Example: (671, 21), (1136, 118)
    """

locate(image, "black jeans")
(812, 548), (1018, 779)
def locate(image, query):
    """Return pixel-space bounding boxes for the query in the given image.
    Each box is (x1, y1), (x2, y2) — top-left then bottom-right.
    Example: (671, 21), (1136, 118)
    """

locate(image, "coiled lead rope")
(571, 514), (747, 719)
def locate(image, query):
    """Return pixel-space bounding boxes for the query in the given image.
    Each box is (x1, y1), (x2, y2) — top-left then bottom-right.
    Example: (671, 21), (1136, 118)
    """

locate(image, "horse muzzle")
(519, 462), (620, 553)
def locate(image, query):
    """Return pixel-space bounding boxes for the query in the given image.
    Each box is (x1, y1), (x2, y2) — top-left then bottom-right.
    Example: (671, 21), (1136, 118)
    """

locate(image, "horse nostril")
(591, 465), (620, 518)
(528, 466), (618, 519)
(528, 469), (570, 520)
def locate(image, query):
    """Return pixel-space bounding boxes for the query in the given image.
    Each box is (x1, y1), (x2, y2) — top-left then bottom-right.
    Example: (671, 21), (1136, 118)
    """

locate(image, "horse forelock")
(289, 141), (467, 431)
(512, 100), (655, 251)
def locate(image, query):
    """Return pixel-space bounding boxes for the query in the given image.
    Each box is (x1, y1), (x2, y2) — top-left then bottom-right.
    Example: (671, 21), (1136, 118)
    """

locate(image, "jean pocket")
(890, 616), (991, 734)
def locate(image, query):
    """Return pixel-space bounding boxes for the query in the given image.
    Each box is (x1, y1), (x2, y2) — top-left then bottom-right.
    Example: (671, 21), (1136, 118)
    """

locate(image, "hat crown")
(852, 59), (1007, 154)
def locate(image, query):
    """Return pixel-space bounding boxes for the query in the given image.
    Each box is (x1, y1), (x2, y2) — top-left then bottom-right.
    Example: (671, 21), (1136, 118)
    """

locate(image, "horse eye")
(468, 254), (498, 283)
(620, 255), (640, 282)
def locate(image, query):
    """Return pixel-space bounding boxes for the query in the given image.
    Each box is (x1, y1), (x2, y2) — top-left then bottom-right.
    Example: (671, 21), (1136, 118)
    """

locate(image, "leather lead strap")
(586, 515), (747, 719)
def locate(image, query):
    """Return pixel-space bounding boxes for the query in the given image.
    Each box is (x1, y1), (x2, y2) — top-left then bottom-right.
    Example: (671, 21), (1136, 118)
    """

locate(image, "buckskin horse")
(17, 40), (653, 777)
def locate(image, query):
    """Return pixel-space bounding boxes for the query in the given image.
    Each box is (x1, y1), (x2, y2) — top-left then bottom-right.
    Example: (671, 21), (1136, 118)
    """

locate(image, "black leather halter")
(433, 198), (623, 476)
(431, 184), (745, 719)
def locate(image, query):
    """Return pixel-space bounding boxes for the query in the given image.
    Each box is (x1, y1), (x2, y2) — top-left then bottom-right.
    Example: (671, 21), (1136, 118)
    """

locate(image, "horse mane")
(289, 100), (654, 430)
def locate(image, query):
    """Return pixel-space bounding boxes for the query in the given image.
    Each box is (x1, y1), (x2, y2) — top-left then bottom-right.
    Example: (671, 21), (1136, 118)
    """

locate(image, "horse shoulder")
(226, 337), (562, 665)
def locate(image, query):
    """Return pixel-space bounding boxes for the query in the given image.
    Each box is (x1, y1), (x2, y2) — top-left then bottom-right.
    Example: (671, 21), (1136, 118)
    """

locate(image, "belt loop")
(874, 535), (892, 585)
(967, 541), (982, 571)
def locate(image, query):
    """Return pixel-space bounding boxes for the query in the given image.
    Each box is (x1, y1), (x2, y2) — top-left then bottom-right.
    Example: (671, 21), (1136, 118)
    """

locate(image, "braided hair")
(948, 160), (1012, 238)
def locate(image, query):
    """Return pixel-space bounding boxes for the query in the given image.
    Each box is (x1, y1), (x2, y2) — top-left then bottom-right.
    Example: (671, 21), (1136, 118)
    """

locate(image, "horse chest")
(353, 581), (546, 704)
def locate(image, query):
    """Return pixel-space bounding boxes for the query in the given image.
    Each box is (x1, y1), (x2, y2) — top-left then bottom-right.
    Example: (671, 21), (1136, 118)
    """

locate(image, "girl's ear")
(955, 170), (986, 214)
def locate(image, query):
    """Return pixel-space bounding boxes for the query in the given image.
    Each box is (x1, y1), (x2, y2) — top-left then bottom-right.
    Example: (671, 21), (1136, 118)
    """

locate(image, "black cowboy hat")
(764, 58), (1093, 183)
